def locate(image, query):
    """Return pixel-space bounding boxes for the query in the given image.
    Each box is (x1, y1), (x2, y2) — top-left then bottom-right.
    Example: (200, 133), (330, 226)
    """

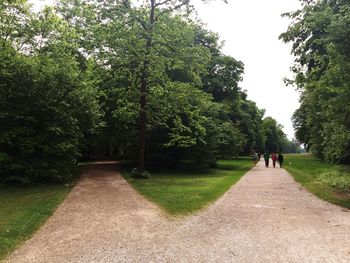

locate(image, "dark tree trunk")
(137, 0), (155, 173)
(138, 68), (148, 172)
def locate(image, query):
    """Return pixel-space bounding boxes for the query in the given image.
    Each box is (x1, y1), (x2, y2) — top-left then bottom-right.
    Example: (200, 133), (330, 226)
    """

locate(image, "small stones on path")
(6, 161), (350, 263)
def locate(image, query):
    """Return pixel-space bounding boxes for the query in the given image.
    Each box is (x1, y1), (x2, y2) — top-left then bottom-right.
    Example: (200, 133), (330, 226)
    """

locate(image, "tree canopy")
(0, 0), (295, 183)
(280, 0), (350, 163)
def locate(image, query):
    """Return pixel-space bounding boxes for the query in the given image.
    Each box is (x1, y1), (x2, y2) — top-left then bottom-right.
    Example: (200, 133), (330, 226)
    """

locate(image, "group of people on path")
(252, 151), (284, 168)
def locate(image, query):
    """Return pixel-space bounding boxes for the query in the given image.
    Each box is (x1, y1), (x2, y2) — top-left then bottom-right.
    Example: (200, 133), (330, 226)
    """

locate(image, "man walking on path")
(278, 153), (284, 168)
(263, 152), (270, 167)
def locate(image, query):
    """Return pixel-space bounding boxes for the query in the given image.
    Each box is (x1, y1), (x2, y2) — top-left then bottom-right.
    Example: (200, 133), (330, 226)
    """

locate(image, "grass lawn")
(0, 184), (71, 260)
(284, 154), (350, 209)
(122, 158), (252, 216)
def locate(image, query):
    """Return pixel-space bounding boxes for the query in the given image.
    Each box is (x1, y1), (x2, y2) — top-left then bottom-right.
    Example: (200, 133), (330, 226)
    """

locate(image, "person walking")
(271, 152), (278, 168)
(263, 152), (270, 167)
(252, 151), (259, 166)
(278, 153), (284, 168)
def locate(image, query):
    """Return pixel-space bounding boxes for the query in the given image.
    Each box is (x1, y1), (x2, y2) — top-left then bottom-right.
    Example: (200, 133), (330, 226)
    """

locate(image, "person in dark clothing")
(252, 151), (259, 166)
(278, 153), (284, 168)
(263, 152), (270, 167)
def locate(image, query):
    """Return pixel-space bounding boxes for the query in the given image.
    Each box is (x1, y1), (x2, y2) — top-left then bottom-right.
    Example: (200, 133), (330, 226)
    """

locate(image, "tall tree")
(280, 0), (350, 163)
(58, 0), (218, 175)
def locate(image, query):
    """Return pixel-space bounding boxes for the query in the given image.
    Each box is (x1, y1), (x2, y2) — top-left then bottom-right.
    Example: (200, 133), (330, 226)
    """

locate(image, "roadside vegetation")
(281, 0), (350, 164)
(284, 154), (350, 209)
(123, 158), (252, 216)
(1, 0), (297, 186)
(0, 184), (71, 261)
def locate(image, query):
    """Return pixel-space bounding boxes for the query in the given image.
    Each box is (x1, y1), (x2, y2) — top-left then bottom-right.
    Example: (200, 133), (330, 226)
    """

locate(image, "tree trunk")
(137, 0), (155, 173)
(138, 68), (148, 172)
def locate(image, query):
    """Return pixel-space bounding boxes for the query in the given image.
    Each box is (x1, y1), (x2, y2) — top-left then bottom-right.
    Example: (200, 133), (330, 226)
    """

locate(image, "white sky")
(192, 0), (301, 139)
(29, 0), (301, 139)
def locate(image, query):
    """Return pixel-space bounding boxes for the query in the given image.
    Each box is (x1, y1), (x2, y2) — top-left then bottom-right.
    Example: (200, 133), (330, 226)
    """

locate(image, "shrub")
(317, 172), (350, 194)
(131, 168), (151, 179)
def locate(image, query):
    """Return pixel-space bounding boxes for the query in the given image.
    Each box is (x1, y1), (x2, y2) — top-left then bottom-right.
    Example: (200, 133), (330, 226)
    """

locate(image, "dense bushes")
(0, 43), (101, 183)
(0, 3), (101, 183)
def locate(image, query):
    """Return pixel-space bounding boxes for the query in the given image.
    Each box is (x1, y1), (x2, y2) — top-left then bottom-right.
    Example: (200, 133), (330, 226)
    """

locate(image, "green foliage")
(0, 4), (102, 183)
(262, 117), (286, 153)
(131, 168), (151, 179)
(202, 53), (244, 102)
(317, 171), (350, 194)
(0, 0), (32, 49)
(281, 0), (350, 163)
(281, 138), (303, 154)
(56, 0), (259, 168)
(0, 0), (291, 183)
(197, 26), (264, 156)
(235, 99), (265, 154)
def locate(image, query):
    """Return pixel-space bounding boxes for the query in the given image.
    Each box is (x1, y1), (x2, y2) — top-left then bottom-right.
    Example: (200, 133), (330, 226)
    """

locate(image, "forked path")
(7, 161), (350, 262)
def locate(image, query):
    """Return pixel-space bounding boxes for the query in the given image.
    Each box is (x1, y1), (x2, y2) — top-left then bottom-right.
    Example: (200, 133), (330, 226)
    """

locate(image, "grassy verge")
(284, 154), (350, 209)
(122, 158), (252, 216)
(0, 184), (71, 260)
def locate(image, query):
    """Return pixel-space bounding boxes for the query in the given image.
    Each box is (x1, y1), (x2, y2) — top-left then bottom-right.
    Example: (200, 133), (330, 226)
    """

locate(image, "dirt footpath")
(6, 161), (350, 263)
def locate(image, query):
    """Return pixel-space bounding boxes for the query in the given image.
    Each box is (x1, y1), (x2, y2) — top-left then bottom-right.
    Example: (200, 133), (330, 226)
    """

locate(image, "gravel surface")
(6, 160), (350, 263)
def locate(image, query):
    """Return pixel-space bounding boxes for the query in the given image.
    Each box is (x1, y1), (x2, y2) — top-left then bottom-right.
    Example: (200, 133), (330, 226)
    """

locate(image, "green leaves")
(282, 0), (350, 163)
(0, 0), (293, 182)
(51, 0), (274, 166)
(0, 3), (102, 183)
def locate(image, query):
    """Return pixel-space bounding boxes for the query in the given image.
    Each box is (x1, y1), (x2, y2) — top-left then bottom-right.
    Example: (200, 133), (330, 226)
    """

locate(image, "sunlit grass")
(284, 154), (350, 209)
(123, 158), (252, 216)
(0, 184), (71, 260)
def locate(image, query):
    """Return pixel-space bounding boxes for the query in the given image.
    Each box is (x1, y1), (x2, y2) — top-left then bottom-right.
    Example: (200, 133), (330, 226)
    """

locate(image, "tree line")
(280, 0), (350, 164)
(0, 0), (297, 183)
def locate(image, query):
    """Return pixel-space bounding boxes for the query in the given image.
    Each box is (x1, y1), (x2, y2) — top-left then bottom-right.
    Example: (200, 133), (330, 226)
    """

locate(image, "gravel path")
(6, 161), (350, 263)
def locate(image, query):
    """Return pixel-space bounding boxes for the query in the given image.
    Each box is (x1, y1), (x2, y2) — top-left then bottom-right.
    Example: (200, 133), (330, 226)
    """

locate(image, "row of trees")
(1, 0), (292, 183)
(281, 0), (350, 163)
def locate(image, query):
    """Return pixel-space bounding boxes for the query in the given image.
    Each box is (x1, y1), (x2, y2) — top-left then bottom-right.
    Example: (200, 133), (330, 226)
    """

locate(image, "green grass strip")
(123, 158), (252, 216)
(0, 184), (71, 260)
(284, 154), (350, 209)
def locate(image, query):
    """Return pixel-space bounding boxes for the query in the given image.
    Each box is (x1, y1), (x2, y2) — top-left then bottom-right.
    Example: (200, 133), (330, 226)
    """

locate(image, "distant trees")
(281, 138), (303, 154)
(260, 117), (301, 154)
(280, 0), (350, 163)
(262, 117), (285, 153)
(0, 0), (295, 183)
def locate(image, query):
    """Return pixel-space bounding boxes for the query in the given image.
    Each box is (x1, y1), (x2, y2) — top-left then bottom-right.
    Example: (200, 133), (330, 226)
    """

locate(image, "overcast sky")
(29, 0), (301, 139)
(192, 0), (301, 139)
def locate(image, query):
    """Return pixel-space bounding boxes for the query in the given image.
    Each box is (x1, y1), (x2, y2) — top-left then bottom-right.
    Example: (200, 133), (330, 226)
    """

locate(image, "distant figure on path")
(278, 153), (284, 168)
(263, 152), (270, 167)
(252, 152), (259, 166)
(271, 152), (277, 168)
